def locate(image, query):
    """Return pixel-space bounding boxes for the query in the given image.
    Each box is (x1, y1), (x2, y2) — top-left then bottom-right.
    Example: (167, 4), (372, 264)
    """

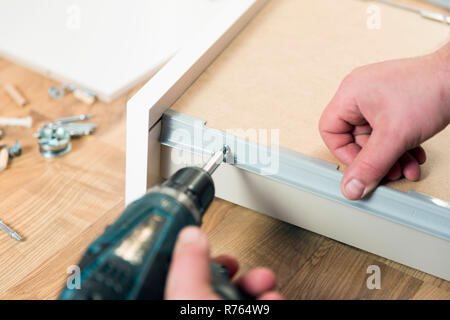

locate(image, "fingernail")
(344, 179), (365, 200)
(178, 227), (204, 244)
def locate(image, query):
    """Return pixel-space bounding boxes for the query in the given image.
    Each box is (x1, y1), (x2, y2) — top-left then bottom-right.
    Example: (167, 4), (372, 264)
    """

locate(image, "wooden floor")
(0, 59), (448, 300)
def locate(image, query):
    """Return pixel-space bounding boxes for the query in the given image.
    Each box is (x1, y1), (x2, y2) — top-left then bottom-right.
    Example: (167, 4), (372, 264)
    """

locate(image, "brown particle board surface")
(172, 0), (450, 201)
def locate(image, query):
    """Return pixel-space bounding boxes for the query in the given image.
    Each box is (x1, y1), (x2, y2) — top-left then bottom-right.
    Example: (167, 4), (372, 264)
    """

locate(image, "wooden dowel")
(4, 84), (27, 107)
(0, 147), (9, 171)
(73, 89), (96, 105)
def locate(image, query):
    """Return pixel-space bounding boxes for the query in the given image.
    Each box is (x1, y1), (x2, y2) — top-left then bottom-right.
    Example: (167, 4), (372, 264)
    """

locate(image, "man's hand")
(319, 43), (450, 200)
(165, 226), (283, 300)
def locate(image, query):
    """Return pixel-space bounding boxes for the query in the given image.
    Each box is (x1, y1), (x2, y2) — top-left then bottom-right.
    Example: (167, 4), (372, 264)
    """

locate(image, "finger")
(352, 124), (372, 136)
(399, 152), (421, 181)
(212, 255), (239, 279)
(351, 138), (421, 181)
(257, 291), (284, 300)
(339, 130), (403, 181)
(354, 134), (370, 148)
(341, 128), (406, 200)
(386, 161), (402, 181)
(409, 146), (426, 165)
(235, 267), (277, 298)
(165, 226), (218, 300)
(352, 125), (371, 149)
(319, 93), (366, 165)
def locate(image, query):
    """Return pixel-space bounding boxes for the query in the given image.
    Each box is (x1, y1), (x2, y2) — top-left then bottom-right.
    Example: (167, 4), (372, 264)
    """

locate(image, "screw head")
(55, 127), (67, 140)
(36, 124), (71, 158)
(48, 86), (64, 100)
(42, 127), (53, 139)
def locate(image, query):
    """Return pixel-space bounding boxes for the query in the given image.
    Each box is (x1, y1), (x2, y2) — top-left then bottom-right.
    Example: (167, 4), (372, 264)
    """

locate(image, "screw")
(55, 114), (91, 124)
(8, 141), (22, 158)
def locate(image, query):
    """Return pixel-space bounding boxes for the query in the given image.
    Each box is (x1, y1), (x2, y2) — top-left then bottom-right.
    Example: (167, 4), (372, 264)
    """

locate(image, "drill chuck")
(160, 167), (215, 223)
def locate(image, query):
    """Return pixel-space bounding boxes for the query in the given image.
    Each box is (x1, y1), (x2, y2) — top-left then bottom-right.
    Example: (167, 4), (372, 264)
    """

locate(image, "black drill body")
(59, 159), (242, 300)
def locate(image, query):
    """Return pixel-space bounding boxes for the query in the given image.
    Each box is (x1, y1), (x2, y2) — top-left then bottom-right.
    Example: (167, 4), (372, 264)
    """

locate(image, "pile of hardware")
(0, 83), (98, 241)
(35, 114), (96, 159)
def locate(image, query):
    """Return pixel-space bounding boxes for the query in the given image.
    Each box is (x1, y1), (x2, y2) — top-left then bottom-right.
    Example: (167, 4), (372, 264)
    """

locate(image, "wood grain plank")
(206, 204), (330, 291)
(0, 59), (127, 298)
(205, 199), (449, 300)
(411, 283), (450, 300)
(1, 202), (125, 299)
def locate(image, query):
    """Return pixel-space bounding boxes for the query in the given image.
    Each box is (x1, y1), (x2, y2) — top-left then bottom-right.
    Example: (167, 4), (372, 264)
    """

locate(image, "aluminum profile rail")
(159, 109), (450, 242)
(426, 0), (450, 10)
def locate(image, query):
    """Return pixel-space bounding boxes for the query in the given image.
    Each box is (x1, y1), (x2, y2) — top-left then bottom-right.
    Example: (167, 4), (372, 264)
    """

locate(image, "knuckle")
(341, 73), (355, 88)
(382, 123), (411, 150)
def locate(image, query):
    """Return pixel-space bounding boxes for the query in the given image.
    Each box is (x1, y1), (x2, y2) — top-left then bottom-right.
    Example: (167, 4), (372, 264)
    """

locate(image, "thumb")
(341, 128), (405, 200)
(165, 226), (218, 300)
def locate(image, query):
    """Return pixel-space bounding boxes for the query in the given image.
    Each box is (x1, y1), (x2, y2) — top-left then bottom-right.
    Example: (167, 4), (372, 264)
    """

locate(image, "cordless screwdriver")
(59, 146), (243, 300)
